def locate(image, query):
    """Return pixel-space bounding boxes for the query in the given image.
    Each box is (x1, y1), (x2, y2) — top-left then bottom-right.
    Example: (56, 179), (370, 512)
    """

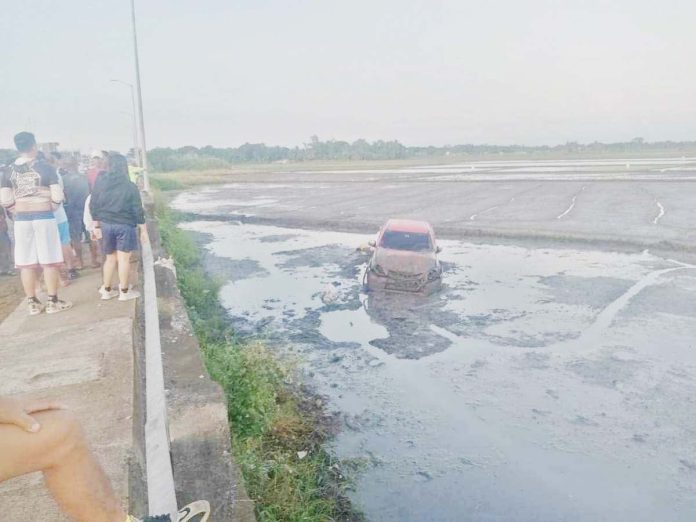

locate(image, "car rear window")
(381, 230), (432, 251)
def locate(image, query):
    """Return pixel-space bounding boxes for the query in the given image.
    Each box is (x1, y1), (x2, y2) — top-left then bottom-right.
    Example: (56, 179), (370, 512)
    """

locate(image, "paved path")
(0, 270), (135, 521)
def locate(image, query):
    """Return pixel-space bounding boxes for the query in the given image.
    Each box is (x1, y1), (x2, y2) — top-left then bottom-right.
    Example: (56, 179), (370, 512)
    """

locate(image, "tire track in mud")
(469, 205), (501, 221)
(468, 184), (542, 221)
(556, 186), (587, 220)
(574, 258), (696, 347)
(653, 201), (665, 225)
(429, 258), (696, 354)
(637, 185), (667, 226)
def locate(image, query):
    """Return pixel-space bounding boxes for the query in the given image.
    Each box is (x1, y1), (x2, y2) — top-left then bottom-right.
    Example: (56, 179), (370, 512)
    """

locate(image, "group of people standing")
(0, 133), (213, 521)
(0, 131), (148, 315)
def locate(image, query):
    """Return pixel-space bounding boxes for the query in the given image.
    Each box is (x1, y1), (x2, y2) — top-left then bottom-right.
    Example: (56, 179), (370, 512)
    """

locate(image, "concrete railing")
(139, 193), (255, 521)
(141, 216), (179, 517)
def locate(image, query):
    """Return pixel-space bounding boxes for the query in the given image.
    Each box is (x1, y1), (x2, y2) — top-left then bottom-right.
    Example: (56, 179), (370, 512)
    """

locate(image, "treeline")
(3, 136), (696, 172)
(148, 136), (410, 171)
(148, 136), (696, 172)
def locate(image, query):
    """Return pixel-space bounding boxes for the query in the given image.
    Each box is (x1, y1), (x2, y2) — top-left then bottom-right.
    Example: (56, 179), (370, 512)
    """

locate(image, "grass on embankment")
(155, 195), (361, 522)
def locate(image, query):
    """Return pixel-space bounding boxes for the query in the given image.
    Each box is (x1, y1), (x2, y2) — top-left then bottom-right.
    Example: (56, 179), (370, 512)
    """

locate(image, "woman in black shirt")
(90, 153), (149, 301)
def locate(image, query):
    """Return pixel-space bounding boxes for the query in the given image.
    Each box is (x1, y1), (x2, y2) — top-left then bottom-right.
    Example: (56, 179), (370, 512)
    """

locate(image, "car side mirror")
(368, 240), (376, 247)
(435, 246), (443, 253)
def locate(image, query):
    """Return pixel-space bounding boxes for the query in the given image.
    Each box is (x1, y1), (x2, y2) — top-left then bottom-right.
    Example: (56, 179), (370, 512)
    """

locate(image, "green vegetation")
(148, 136), (696, 172)
(155, 197), (361, 522)
(3, 136), (696, 174)
(149, 136), (408, 171)
(150, 176), (185, 192)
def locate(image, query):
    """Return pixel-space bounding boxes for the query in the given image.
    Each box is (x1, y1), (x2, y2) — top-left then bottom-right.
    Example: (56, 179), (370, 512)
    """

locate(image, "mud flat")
(175, 216), (696, 522)
(171, 157), (696, 254)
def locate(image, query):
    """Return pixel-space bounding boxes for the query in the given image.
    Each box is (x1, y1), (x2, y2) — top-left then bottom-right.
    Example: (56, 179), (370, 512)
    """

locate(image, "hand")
(0, 397), (65, 433)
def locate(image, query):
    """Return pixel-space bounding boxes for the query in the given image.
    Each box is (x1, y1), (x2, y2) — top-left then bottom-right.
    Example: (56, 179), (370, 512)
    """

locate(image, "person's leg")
(35, 218), (72, 313)
(116, 250), (132, 290)
(102, 253), (118, 288)
(69, 219), (84, 270)
(0, 409), (127, 522)
(15, 220), (40, 303)
(99, 223), (120, 300)
(62, 245), (73, 271)
(59, 222), (73, 271)
(20, 267), (37, 298)
(63, 243), (78, 280)
(59, 249), (72, 286)
(56, 221), (74, 284)
(72, 237), (84, 269)
(44, 266), (61, 296)
(90, 239), (101, 268)
(115, 225), (140, 301)
(85, 223), (104, 268)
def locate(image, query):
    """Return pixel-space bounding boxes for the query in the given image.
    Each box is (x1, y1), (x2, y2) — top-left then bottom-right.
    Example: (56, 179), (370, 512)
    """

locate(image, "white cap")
(90, 150), (103, 159)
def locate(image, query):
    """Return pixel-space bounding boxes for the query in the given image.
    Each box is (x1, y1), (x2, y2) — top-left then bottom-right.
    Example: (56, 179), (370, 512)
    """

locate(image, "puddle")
(319, 306), (389, 347)
(179, 220), (696, 521)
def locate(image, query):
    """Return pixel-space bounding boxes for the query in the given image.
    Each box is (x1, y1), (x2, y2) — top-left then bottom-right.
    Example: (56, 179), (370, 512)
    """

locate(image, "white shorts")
(14, 212), (64, 269)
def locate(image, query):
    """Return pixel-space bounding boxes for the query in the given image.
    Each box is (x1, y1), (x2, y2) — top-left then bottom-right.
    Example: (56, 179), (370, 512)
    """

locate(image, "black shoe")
(68, 268), (79, 280)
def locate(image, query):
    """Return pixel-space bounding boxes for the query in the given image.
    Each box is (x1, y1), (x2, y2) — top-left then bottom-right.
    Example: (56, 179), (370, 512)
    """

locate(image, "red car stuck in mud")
(365, 219), (443, 294)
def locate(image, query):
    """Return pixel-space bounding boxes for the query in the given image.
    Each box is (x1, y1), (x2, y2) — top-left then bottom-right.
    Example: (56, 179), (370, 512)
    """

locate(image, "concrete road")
(0, 271), (136, 521)
(173, 157), (696, 252)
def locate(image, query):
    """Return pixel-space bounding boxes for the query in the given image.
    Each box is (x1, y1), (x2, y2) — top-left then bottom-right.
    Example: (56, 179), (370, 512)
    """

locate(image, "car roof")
(384, 219), (432, 234)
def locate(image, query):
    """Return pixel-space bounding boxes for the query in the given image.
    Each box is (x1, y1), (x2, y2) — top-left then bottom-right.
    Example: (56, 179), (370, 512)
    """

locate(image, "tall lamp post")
(110, 79), (141, 167)
(130, 0), (150, 191)
(129, 3), (179, 518)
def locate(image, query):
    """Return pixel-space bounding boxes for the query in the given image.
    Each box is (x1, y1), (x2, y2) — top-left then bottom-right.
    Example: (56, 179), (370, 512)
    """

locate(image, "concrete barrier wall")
(142, 203), (255, 521)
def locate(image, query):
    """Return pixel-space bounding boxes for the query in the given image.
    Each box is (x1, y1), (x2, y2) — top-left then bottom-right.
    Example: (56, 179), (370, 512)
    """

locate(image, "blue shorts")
(57, 220), (71, 246)
(101, 222), (139, 254)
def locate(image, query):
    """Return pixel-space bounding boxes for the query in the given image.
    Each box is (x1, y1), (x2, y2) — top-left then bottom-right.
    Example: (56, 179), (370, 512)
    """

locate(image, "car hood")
(373, 248), (437, 275)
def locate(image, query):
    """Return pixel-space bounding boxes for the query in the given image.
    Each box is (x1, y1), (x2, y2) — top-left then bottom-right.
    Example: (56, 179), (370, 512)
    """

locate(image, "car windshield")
(380, 230), (432, 251)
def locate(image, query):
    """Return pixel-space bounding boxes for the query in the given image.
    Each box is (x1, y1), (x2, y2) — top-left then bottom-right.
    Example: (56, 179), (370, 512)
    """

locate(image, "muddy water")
(179, 219), (696, 521)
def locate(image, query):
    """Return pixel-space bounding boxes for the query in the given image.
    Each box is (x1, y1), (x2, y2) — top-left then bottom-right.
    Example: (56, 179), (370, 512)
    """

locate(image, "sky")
(1, 0), (695, 151)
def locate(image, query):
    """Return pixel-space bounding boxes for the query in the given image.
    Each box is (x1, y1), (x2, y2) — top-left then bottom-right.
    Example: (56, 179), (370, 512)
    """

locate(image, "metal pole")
(110, 80), (141, 167)
(129, 83), (141, 168)
(130, 0), (150, 191)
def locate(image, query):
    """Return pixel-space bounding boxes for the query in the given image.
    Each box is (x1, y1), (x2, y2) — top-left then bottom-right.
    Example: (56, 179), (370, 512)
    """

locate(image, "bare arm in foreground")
(0, 396), (127, 522)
